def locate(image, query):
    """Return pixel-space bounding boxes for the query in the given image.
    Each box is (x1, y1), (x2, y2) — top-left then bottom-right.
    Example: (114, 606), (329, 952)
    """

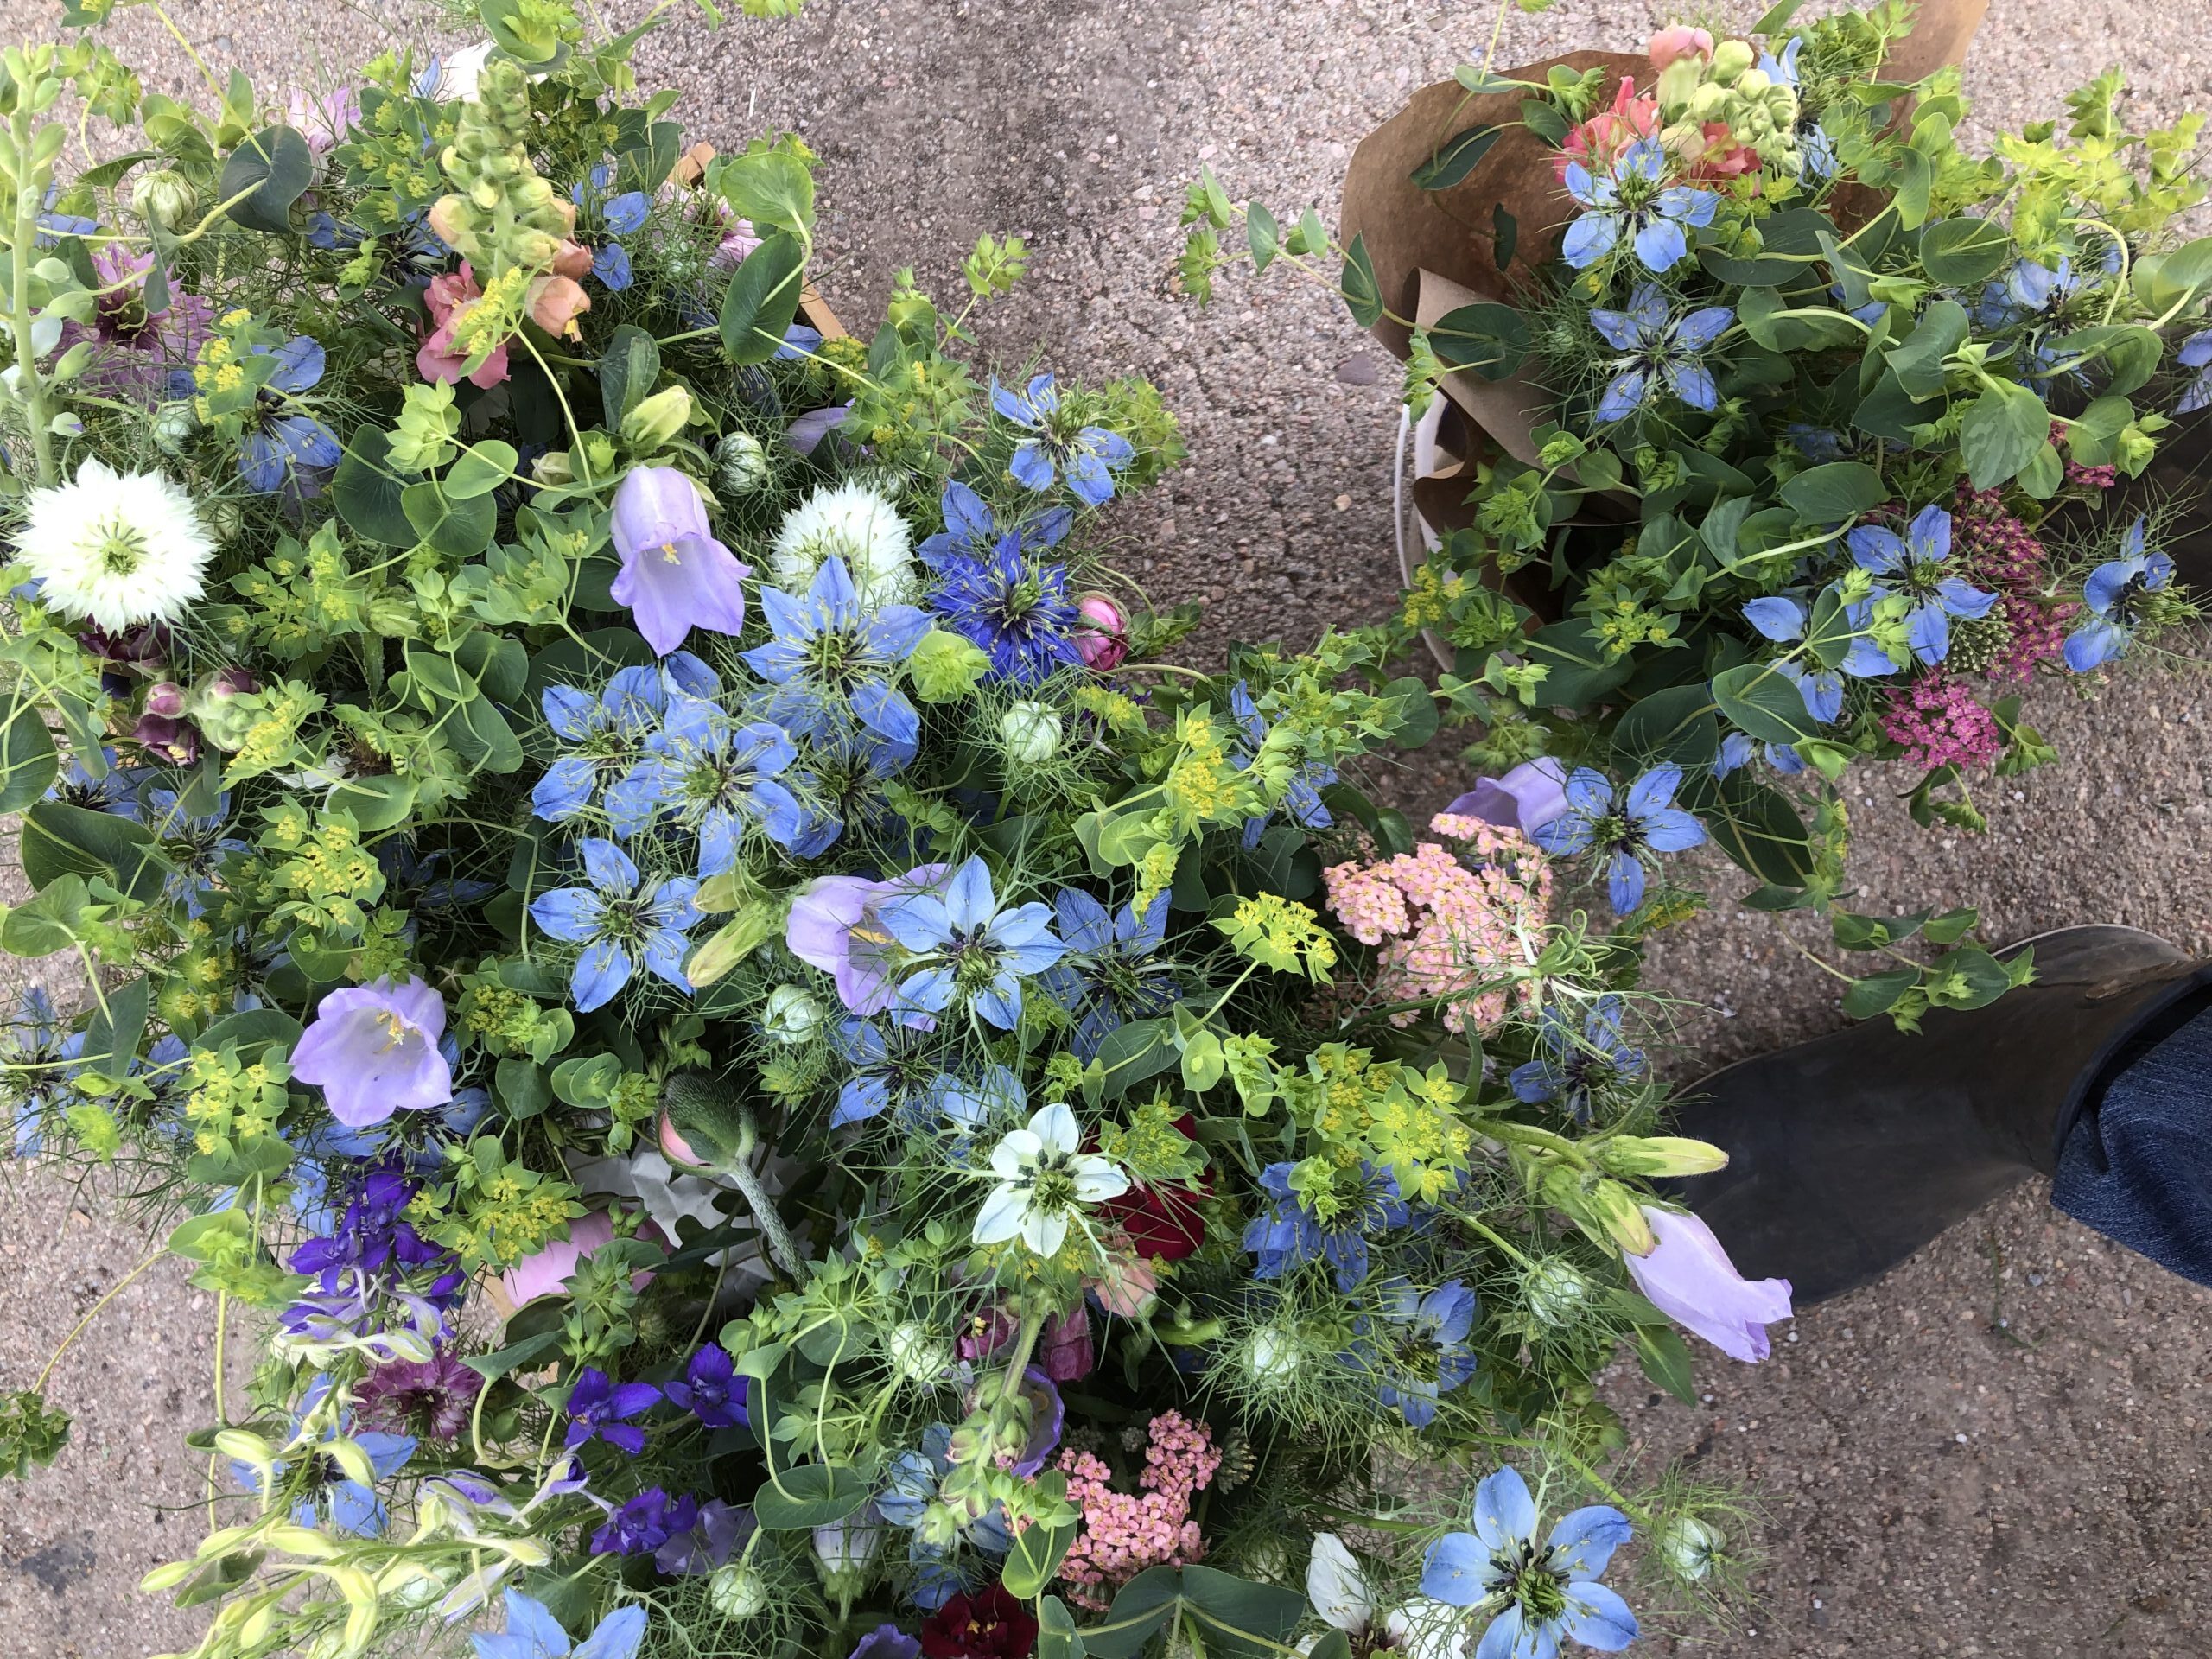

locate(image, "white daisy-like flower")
(16, 457), (216, 632)
(767, 478), (916, 606)
(973, 1101), (1128, 1258)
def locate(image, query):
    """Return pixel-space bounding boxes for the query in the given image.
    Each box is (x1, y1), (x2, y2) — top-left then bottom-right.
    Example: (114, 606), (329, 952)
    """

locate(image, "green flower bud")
(1737, 67), (1770, 97)
(620, 385), (694, 454)
(1656, 1516), (1725, 1580)
(763, 983), (825, 1045)
(1710, 40), (1755, 84)
(1689, 81), (1730, 121)
(714, 431), (772, 495)
(999, 700), (1063, 766)
(1599, 1135), (1729, 1177)
(129, 169), (195, 232)
(884, 1319), (952, 1383)
(1242, 1322), (1301, 1390)
(707, 1562), (772, 1618)
(1522, 1258), (1592, 1327)
(2116, 423), (2158, 477)
(1655, 57), (1705, 114)
(151, 399), (197, 456)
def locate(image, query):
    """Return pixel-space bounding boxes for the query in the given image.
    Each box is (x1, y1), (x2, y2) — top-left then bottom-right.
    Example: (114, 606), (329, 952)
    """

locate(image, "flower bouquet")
(0, 6), (1799, 1659)
(1181, 0), (2209, 1026)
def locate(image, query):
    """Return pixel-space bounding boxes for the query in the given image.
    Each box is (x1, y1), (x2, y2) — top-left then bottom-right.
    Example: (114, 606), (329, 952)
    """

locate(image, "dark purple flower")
(563, 1366), (661, 1455)
(850, 1626), (924, 1659)
(609, 465), (750, 657)
(354, 1349), (484, 1440)
(288, 1163), (443, 1290)
(654, 1497), (756, 1576)
(589, 1485), (698, 1556)
(1009, 1368), (1065, 1478)
(663, 1343), (748, 1429)
(288, 976), (454, 1129)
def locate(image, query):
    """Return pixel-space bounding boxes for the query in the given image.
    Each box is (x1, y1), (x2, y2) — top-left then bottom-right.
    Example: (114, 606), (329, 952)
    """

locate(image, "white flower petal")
(1020, 1205), (1070, 1258)
(1070, 1157), (1129, 1202)
(972, 1184), (1028, 1245)
(1306, 1533), (1374, 1632)
(989, 1128), (1043, 1182)
(1029, 1100), (1081, 1158)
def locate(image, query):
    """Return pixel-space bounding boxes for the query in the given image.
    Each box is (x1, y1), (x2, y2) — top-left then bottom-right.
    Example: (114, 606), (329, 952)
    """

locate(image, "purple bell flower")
(1445, 755), (1571, 838)
(608, 465), (751, 658)
(288, 976), (454, 1129)
(1624, 1205), (1794, 1363)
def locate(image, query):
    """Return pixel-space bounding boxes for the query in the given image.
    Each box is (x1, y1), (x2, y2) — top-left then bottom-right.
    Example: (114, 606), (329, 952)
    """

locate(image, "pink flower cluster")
(1880, 676), (2003, 771)
(1321, 817), (1552, 1034)
(1952, 485), (2077, 681)
(1053, 1411), (1220, 1611)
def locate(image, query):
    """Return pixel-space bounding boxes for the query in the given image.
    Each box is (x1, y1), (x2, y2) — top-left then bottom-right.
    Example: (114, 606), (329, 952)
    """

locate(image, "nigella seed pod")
(714, 431), (772, 494)
(129, 170), (195, 232)
(707, 1562), (771, 1618)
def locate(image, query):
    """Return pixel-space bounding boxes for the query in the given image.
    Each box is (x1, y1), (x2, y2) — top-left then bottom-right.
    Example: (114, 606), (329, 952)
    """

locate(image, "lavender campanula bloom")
(288, 976), (454, 1128)
(1446, 755), (1570, 838)
(608, 465), (751, 657)
(1624, 1205), (1794, 1363)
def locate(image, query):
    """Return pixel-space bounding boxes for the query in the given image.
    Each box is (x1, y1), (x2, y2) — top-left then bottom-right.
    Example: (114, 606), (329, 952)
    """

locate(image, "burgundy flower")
(1097, 1113), (1210, 1263)
(919, 1585), (1038, 1659)
(354, 1349), (483, 1440)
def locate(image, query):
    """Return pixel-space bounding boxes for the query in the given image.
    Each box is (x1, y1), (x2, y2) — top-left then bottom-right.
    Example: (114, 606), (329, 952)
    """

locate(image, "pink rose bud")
(1648, 24), (1715, 69)
(1074, 593), (1129, 671)
(144, 680), (187, 719)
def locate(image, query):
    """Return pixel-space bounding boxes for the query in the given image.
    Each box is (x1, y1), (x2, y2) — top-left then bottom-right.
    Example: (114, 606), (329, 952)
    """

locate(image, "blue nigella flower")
(664, 1343), (748, 1428)
(1560, 137), (1717, 274)
(2065, 517), (2174, 672)
(1770, 658), (1844, 726)
(1590, 285), (1734, 423)
(1356, 1277), (1480, 1428)
(1510, 995), (1647, 1122)
(143, 784), (250, 918)
(828, 1017), (937, 1129)
(592, 1487), (698, 1557)
(240, 335), (342, 493)
(570, 166), (651, 237)
(606, 696), (806, 870)
(1972, 247), (2118, 332)
(1229, 680), (1337, 850)
(531, 653), (716, 823)
(918, 479), (1074, 570)
(1741, 588), (1893, 682)
(562, 1365), (662, 1455)
(929, 530), (1084, 685)
(472, 1589), (647, 1659)
(2178, 330), (2212, 415)
(1038, 887), (1181, 1059)
(1713, 732), (1805, 779)
(785, 725), (916, 860)
(876, 855), (1065, 1030)
(1845, 505), (1999, 666)
(1420, 1465), (1637, 1656)
(741, 553), (931, 747)
(1243, 1160), (1408, 1293)
(232, 1374), (416, 1536)
(990, 372), (1135, 505)
(43, 747), (142, 818)
(1531, 766), (1706, 916)
(915, 1065), (1025, 1142)
(528, 837), (703, 1012)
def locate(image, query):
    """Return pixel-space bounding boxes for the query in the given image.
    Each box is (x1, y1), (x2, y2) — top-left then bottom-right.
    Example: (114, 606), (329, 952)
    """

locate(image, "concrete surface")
(1, 1), (2209, 1655)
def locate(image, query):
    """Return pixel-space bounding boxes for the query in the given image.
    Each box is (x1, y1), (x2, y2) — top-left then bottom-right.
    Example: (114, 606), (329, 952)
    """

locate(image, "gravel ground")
(1, 2), (2209, 1655)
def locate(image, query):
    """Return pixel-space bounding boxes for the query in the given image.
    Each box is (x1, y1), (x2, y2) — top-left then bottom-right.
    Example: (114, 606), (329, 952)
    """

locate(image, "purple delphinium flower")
(1445, 755), (1570, 839)
(591, 1486), (699, 1556)
(1624, 1205), (1793, 1363)
(281, 1161), (467, 1356)
(608, 465), (751, 657)
(1420, 1465), (1637, 1653)
(2064, 517), (2174, 672)
(1845, 505), (2000, 666)
(240, 335), (343, 493)
(876, 855), (1065, 1030)
(1228, 681), (1337, 850)
(664, 1343), (748, 1428)
(288, 976), (454, 1129)
(848, 1626), (924, 1659)
(1243, 1160), (1408, 1293)
(1590, 283), (1734, 423)
(528, 837), (703, 1012)
(1355, 1278), (1479, 1428)
(1510, 995), (1647, 1123)
(354, 1349), (484, 1441)
(1560, 136), (1717, 274)
(562, 1366), (662, 1455)
(655, 1497), (756, 1577)
(472, 1589), (647, 1659)
(990, 372), (1135, 505)
(741, 554), (931, 747)
(1038, 887), (1179, 1059)
(1531, 766), (1707, 916)
(1008, 1367), (1065, 1477)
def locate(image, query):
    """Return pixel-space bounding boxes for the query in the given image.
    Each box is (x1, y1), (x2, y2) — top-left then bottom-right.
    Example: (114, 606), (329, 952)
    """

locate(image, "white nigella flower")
(16, 457), (215, 631)
(769, 479), (916, 606)
(973, 1101), (1128, 1258)
(1303, 1533), (1469, 1659)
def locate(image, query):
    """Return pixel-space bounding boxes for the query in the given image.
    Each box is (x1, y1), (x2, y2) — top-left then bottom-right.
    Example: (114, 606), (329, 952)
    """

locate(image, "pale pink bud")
(1648, 25), (1715, 69)
(526, 273), (592, 339)
(143, 680), (187, 719)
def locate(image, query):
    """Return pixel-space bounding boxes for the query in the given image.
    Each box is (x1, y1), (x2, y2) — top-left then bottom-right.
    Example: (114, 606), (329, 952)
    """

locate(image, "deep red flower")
(919, 1585), (1038, 1659)
(1097, 1114), (1211, 1262)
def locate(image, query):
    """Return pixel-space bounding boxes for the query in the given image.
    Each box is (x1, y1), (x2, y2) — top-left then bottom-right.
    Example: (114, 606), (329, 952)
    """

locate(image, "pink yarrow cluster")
(1322, 817), (1552, 1034)
(1952, 484), (2076, 681)
(1052, 1411), (1221, 1611)
(1881, 675), (2003, 771)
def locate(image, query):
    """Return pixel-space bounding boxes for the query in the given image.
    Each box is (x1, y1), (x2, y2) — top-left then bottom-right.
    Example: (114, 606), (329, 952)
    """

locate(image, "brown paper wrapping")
(1341, 3), (1989, 552)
